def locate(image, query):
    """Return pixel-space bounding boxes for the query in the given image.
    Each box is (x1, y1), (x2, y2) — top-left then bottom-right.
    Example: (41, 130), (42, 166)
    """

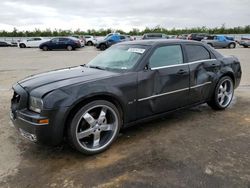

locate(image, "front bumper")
(10, 107), (68, 146)
(10, 84), (69, 146)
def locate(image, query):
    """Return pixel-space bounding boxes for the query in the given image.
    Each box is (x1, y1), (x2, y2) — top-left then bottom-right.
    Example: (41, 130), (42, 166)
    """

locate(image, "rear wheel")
(228, 43), (236, 49)
(67, 45), (73, 51)
(67, 100), (121, 155)
(207, 76), (234, 110)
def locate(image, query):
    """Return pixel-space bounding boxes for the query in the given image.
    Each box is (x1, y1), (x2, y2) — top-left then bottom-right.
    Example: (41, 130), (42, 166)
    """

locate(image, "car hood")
(18, 66), (119, 97)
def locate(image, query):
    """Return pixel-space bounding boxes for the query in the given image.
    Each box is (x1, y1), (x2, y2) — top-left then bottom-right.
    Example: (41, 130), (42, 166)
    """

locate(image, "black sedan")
(0, 41), (15, 47)
(10, 40), (241, 154)
(39, 37), (81, 51)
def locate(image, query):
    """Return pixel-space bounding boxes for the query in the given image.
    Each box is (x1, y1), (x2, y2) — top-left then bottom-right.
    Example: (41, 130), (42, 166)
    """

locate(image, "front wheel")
(67, 100), (121, 155)
(19, 43), (26, 48)
(100, 44), (107, 51)
(87, 41), (93, 46)
(42, 46), (48, 51)
(207, 76), (234, 110)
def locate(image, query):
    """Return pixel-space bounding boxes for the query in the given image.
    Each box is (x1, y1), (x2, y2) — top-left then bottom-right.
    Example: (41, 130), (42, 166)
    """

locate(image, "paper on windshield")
(127, 48), (145, 54)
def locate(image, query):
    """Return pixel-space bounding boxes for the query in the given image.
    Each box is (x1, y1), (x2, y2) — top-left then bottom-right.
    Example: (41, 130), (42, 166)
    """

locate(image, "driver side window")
(149, 45), (183, 69)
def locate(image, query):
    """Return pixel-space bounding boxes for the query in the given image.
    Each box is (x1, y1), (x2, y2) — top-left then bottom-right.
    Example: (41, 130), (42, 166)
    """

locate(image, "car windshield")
(87, 45), (147, 71)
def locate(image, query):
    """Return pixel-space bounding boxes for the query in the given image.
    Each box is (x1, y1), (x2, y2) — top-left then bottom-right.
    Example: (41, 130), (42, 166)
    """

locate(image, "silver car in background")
(238, 37), (250, 48)
(202, 35), (236, 49)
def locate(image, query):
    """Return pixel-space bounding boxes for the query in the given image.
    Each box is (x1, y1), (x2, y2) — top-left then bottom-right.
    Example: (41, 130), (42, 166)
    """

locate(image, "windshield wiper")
(88, 65), (106, 70)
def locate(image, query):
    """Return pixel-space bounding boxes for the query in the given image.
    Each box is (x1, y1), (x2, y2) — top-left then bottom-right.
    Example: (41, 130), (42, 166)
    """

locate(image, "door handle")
(177, 69), (187, 75)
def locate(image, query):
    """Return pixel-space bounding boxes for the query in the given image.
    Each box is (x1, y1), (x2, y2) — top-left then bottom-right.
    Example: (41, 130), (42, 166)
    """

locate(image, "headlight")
(29, 96), (43, 113)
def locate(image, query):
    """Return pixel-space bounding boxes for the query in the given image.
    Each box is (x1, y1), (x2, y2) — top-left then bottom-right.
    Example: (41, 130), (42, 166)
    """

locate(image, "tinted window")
(59, 38), (68, 42)
(147, 34), (162, 38)
(34, 38), (41, 41)
(51, 38), (59, 43)
(27, 38), (35, 41)
(186, 45), (210, 62)
(149, 45), (183, 68)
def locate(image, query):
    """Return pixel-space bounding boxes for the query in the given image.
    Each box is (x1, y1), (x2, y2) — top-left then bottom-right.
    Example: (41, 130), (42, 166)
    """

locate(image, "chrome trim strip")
(17, 116), (48, 126)
(151, 59), (217, 70)
(138, 82), (212, 102)
(190, 81), (212, 89)
(138, 87), (189, 102)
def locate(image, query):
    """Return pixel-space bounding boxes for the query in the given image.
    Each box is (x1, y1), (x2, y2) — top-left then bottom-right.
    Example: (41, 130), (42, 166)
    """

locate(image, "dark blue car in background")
(39, 37), (81, 51)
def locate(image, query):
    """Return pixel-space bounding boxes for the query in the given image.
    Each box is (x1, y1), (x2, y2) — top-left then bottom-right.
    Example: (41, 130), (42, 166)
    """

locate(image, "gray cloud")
(0, 0), (249, 31)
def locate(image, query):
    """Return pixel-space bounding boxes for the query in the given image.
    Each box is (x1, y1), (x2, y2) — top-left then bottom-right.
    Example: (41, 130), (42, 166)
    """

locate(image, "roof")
(120, 39), (202, 46)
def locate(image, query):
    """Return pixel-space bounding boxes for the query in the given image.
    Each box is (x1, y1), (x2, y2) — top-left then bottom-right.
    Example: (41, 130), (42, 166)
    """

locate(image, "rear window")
(185, 45), (210, 62)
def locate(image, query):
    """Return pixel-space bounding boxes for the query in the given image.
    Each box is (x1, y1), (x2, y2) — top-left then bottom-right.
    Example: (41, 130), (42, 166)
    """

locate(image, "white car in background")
(18, 37), (49, 48)
(84, 35), (97, 46)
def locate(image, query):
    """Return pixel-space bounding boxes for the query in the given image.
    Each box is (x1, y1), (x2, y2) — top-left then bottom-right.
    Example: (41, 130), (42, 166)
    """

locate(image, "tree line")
(0, 25), (250, 37)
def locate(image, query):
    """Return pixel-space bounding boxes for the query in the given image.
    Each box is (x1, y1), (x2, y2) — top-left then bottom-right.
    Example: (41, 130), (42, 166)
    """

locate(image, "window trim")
(149, 44), (184, 69)
(185, 44), (211, 62)
(151, 59), (217, 70)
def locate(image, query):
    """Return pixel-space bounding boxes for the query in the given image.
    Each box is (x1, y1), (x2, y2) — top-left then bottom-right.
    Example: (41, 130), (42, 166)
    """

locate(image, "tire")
(19, 43), (26, 48)
(100, 44), (107, 51)
(243, 45), (248, 48)
(67, 100), (121, 155)
(67, 45), (73, 51)
(207, 76), (234, 110)
(208, 43), (213, 47)
(87, 41), (93, 46)
(228, 43), (236, 49)
(42, 46), (48, 51)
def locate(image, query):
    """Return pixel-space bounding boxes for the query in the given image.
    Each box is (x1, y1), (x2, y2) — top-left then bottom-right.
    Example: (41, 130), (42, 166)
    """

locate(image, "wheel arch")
(63, 94), (125, 137)
(219, 71), (235, 87)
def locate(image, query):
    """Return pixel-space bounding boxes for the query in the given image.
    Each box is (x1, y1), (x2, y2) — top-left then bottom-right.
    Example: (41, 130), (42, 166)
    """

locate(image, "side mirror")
(144, 64), (150, 71)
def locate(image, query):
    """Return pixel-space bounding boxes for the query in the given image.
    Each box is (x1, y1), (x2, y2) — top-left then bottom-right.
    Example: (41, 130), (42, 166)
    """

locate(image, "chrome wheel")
(217, 78), (233, 108)
(75, 104), (119, 152)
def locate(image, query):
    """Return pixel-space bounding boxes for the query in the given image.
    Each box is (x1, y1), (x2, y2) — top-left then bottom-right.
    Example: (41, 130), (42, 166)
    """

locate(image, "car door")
(184, 44), (220, 104)
(27, 38), (35, 47)
(50, 38), (59, 49)
(34, 38), (42, 47)
(137, 44), (190, 119)
(58, 38), (68, 49)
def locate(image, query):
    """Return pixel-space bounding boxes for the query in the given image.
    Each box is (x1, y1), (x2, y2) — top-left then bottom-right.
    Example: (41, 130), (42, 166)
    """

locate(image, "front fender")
(43, 84), (127, 110)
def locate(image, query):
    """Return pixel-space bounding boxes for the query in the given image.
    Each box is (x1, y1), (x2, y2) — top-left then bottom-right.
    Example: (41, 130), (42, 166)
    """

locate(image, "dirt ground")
(0, 46), (250, 188)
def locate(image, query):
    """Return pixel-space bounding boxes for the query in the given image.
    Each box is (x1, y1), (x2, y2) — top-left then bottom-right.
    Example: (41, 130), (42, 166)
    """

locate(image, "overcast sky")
(0, 0), (249, 31)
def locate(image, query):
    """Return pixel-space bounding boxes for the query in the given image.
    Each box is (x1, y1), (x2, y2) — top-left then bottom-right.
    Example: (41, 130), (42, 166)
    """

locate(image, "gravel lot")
(0, 46), (250, 188)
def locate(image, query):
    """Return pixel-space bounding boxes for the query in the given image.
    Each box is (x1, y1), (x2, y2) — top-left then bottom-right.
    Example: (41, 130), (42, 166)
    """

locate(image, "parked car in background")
(10, 39), (242, 154)
(202, 35), (236, 48)
(142, 33), (169, 40)
(188, 33), (208, 41)
(84, 35), (97, 46)
(18, 37), (49, 48)
(71, 35), (85, 47)
(0, 41), (15, 47)
(238, 37), (250, 48)
(95, 34), (131, 50)
(39, 37), (81, 51)
(177, 34), (188, 40)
